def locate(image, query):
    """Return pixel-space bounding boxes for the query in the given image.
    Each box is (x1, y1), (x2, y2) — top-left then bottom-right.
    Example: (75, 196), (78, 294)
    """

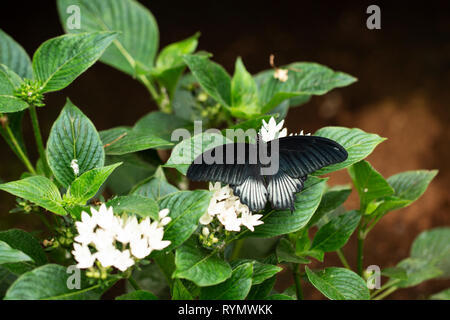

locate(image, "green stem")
(28, 105), (51, 176)
(230, 239), (244, 261)
(2, 119), (36, 174)
(370, 279), (400, 299)
(357, 229), (365, 276)
(336, 249), (351, 270)
(372, 286), (397, 300)
(138, 75), (160, 101)
(127, 275), (141, 291)
(292, 263), (303, 300)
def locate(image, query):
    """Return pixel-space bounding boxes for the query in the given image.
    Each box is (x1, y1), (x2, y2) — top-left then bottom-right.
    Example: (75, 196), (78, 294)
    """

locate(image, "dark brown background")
(0, 1), (449, 299)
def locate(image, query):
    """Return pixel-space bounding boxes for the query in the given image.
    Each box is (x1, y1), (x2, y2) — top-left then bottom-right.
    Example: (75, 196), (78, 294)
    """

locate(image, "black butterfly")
(187, 134), (347, 212)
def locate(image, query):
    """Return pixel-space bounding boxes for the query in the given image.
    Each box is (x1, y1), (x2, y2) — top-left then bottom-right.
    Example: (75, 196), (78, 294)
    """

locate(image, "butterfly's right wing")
(265, 135), (347, 211)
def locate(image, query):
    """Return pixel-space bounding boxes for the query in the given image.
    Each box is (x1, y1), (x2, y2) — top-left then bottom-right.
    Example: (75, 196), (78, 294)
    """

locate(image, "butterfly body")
(187, 135), (347, 212)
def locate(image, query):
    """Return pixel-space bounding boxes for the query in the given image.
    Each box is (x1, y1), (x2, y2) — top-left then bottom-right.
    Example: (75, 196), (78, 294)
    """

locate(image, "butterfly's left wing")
(265, 135), (347, 210)
(187, 142), (268, 212)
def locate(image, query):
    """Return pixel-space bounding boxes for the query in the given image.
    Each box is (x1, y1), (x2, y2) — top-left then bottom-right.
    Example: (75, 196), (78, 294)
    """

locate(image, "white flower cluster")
(72, 204), (171, 272)
(259, 116), (310, 142)
(200, 183), (263, 233)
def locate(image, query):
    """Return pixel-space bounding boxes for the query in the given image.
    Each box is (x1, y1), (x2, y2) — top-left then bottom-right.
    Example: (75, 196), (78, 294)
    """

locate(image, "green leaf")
(200, 262), (253, 300)
(132, 167), (179, 201)
(0, 29), (33, 78)
(381, 267), (407, 280)
(314, 127), (386, 175)
(100, 126), (173, 155)
(158, 190), (212, 251)
(0, 229), (47, 275)
(106, 194), (159, 220)
(0, 241), (32, 265)
(171, 279), (194, 300)
(387, 170), (438, 202)
(156, 33), (199, 69)
(68, 163), (122, 204)
(0, 176), (66, 215)
(153, 33), (200, 96)
(104, 153), (156, 195)
(410, 227), (450, 278)
(165, 132), (232, 175)
(247, 276), (276, 300)
(32, 32), (116, 92)
(183, 55), (231, 106)
(395, 227), (450, 288)
(311, 210), (361, 252)
(133, 111), (193, 142)
(116, 290), (158, 300)
(47, 99), (105, 188)
(307, 185), (352, 227)
(4, 264), (113, 300)
(230, 57), (260, 118)
(244, 176), (327, 238)
(348, 160), (394, 212)
(368, 196), (412, 218)
(395, 258), (442, 288)
(0, 266), (17, 298)
(0, 65), (28, 113)
(231, 259), (282, 285)
(305, 266), (369, 300)
(57, 0), (159, 76)
(0, 95), (29, 113)
(276, 238), (310, 264)
(255, 62), (356, 113)
(251, 262), (282, 285)
(173, 238), (232, 287)
(0, 229), (47, 266)
(430, 288), (450, 300)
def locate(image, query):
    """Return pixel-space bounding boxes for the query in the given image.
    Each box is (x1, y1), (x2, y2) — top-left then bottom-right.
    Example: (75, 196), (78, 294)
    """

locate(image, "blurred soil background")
(0, 0), (449, 299)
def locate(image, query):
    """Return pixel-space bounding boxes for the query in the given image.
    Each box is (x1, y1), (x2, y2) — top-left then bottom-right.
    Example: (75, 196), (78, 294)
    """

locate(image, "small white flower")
(209, 182), (232, 201)
(202, 227), (210, 237)
(274, 68), (289, 82)
(95, 204), (116, 231)
(115, 215), (139, 244)
(114, 249), (135, 272)
(130, 236), (152, 259)
(92, 228), (115, 251)
(259, 117), (288, 142)
(159, 208), (170, 219)
(72, 243), (95, 269)
(95, 245), (120, 268)
(147, 222), (171, 250)
(240, 211), (264, 232)
(207, 199), (226, 216)
(70, 159), (79, 176)
(218, 208), (242, 232)
(74, 212), (97, 245)
(199, 212), (214, 225)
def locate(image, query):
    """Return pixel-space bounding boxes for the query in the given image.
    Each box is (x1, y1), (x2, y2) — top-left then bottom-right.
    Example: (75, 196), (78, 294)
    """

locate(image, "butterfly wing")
(187, 142), (257, 185)
(186, 142), (268, 212)
(266, 135), (347, 210)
